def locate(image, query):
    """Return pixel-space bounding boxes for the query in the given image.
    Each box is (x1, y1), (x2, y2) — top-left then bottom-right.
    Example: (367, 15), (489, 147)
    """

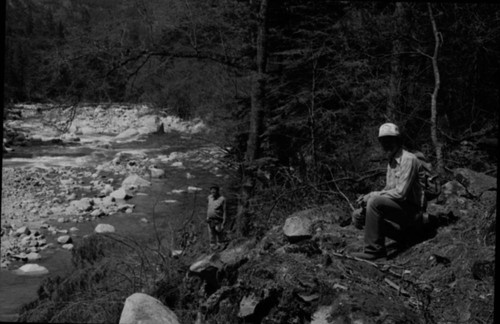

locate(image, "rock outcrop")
(453, 168), (496, 197)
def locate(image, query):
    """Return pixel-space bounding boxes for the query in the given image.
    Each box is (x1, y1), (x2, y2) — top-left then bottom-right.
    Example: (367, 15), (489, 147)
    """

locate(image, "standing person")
(352, 123), (425, 260)
(206, 184), (227, 250)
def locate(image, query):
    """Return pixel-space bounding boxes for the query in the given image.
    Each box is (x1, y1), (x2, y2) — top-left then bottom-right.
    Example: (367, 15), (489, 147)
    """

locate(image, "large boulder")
(119, 293), (180, 324)
(453, 168), (497, 197)
(283, 205), (349, 242)
(121, 174), (151, 190)
(14, 264), (49, 276)
(283, 216), (313, 242)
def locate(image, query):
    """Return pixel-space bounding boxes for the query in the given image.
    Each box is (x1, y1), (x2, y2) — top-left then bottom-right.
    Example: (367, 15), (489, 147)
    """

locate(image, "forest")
(3, 0), (499, 323)
(5, 0), (499, 232)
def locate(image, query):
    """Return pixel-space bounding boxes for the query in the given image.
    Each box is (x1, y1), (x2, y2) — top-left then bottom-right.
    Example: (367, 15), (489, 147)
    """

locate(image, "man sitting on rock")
(206, 184), (227, 250)
(352, 123), (425, 260)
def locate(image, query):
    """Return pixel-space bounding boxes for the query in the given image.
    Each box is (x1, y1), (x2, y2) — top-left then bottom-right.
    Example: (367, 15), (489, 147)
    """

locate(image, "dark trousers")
(364, 196), (420, 254)
(207, 218), (225, 244)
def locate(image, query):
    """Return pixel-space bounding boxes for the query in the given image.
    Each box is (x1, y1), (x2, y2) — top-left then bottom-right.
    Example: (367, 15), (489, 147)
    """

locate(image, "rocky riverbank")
(1, 104), (226, 272)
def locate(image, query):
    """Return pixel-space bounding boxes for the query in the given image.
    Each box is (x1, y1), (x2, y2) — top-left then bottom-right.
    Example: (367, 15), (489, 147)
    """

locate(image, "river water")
(0, 131), (236, 321)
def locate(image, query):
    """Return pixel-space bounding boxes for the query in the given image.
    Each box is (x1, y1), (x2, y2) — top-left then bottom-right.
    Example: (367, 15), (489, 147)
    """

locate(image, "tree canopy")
(5, 0), (499, 178)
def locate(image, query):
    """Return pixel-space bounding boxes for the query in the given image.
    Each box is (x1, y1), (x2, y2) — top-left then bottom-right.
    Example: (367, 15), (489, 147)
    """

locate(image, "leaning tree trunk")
(428, 3), (444, 174)
(237, 0), (268, 236)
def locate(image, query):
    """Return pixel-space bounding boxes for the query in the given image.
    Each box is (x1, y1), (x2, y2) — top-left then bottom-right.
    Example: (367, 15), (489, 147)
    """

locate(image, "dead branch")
(385, 278), (410, 296)
(265, 168), (385, 218)
(439, 124), (496, 143)
(107, 49), (249, 78)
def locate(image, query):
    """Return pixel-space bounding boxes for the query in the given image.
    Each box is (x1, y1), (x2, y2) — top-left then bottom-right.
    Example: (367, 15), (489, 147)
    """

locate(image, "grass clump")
(18, 232), (177, 323)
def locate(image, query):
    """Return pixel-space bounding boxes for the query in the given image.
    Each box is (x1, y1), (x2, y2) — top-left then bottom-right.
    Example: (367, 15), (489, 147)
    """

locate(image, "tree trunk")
(428, 3), (444, 174)
(237, 0), (268, 236)
(245, 0), (268, 162)
(387, 2), (405, 121)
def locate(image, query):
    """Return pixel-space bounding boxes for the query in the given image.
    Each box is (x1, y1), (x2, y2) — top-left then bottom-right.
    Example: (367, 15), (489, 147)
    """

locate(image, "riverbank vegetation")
(4, 1), (498, 323)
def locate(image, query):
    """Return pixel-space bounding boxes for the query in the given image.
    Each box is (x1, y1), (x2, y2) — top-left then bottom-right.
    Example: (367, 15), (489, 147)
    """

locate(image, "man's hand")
(357, 191), (381, 205)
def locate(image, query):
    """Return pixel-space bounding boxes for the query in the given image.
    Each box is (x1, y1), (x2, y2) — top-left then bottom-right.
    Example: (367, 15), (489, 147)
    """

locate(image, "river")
(0, 130), (236, 321)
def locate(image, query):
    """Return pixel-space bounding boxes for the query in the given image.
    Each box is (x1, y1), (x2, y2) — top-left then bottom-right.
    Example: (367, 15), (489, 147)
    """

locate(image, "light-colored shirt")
(379, 148), (424, 208)
(207, 195), (226, 220)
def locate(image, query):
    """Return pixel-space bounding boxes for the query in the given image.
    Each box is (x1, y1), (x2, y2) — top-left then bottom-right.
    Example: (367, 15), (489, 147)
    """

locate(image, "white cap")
(378, 123), (400, 137)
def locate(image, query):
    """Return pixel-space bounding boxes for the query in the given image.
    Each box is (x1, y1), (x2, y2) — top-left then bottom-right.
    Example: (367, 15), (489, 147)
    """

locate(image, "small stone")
(62, 244), (74, 250)
(15, 264), (49, 276)
(238, 294), (260, 318)
(12, 253), (28, 261)
(171, 161), (184, 168)
(95, 224), (115, 233)
(311, 306), (334, 324)
(1, 260), (11, 268)
(16, 226), (30, 236)
(171, 250), (183, 258)
(57, 235), (72, 244)
(20, 236), (32, 246)
(101, 184), (114, 195)
(149, 167), (165, 178)
(39, 243), (54, 250)
(187, 186), (202, 192)
(91, 209), (104, 217)
(26, 252), (42, 261)
(69, 227), (79, 232)
(110, 188), (132, 200)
